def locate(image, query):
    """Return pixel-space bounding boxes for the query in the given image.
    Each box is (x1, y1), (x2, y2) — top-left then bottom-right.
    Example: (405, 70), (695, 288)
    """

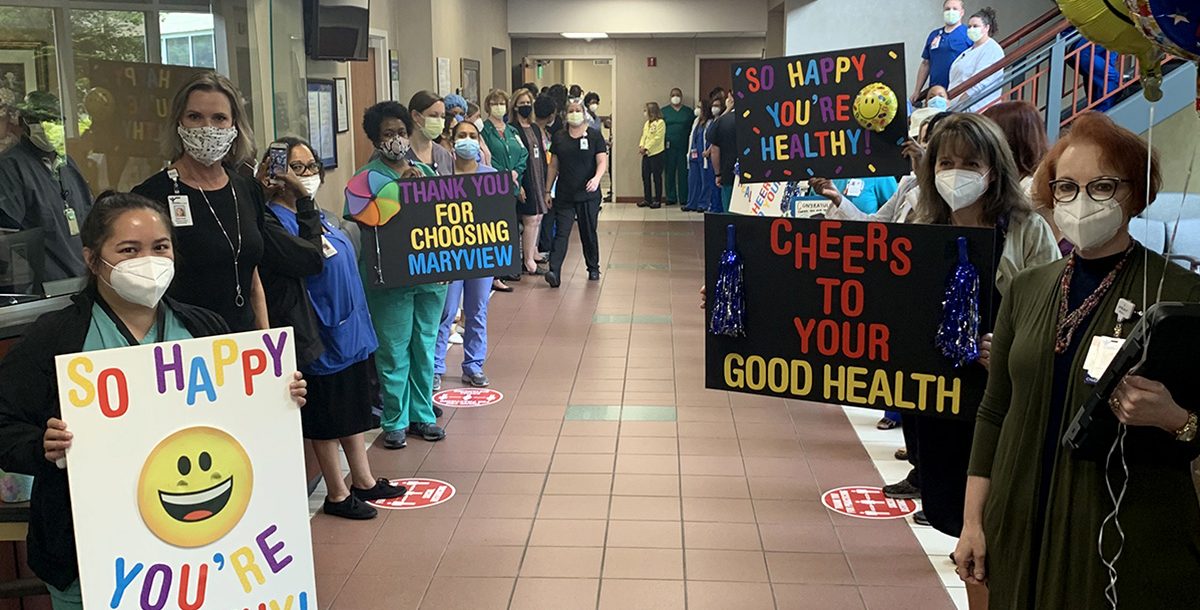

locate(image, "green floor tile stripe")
(564, 405), (678, 421)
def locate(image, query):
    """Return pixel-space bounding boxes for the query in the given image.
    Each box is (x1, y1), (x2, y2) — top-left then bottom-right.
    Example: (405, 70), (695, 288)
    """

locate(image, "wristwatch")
(1173, 411), (1198, 442)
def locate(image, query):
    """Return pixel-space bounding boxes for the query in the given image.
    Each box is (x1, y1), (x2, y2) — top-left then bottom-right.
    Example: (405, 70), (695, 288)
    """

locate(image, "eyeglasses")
(289, 161), (322, 175)
(1048, 177), (1130, 203)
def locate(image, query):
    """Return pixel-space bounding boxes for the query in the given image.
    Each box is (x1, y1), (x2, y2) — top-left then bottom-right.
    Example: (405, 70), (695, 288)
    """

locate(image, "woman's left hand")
(585, 176), (601, 192)
(289, 371), (307, 408)
(518, 186), (527, 202)
(978, 333), (992, 370)
(1110, 375), (1190, 432)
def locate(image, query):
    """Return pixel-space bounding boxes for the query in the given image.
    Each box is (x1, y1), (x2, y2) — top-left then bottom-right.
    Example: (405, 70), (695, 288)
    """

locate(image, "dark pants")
(901, 413), (920, 486)
(642, 153), (664, 203)
(538, 209), (554, 254)
(914, 416), (974, 538)
(549, 197), (601, 275)
(664, 142), (688, 203)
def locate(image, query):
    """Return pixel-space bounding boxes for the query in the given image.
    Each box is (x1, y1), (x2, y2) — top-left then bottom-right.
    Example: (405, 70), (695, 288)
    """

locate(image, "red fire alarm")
(647, 57), (657, 67)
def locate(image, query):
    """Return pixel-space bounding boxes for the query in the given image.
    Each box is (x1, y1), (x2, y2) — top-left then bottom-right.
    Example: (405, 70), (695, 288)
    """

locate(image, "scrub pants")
(434, 276), (491, 376)
(664, 140), (689, 204)
(49, 581), (82, 610)
(720, 184), (734, 213)
(367, 283), (447, 432)
(549, 197), (601, 276)
(685, 156), (714, 211)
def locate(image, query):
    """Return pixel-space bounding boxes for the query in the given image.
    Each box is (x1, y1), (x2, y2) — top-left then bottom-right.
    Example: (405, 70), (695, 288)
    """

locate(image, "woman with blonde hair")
(638, 101), (666, 208)
(133, 71), (268, 333)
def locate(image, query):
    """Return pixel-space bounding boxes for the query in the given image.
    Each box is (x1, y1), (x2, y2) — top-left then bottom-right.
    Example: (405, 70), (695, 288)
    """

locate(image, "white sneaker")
(449, 332), (463, 345)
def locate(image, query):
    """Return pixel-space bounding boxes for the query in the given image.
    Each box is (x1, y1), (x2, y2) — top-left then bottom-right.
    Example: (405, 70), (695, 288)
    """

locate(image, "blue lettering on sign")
(407, 246), (514, 277)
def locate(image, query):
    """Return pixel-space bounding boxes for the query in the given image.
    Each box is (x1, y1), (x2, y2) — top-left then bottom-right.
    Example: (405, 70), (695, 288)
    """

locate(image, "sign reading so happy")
(55, 329), (315, 610)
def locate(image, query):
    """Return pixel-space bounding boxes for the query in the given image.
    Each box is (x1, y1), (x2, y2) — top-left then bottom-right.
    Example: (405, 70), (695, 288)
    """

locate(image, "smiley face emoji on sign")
(136, 427), (253, 548)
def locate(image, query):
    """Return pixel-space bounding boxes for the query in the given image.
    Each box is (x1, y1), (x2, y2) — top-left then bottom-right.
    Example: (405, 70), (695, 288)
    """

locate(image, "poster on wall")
(437, 57), (452, 97)
(704, 215), (997, 420)
(461, 58), (481, 105)
(390, 51), (401, 101)
(346, 172), (521, 286)
(306, 79), (337, 169)
(57, 328), (316, 609)
(81, 59), (206, 158)
(731, 44), (909, 184)
(333, 77), (349, 133)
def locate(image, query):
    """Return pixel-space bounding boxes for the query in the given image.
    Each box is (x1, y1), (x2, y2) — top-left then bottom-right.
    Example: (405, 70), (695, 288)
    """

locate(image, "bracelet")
(1173, 411), (1197, 442)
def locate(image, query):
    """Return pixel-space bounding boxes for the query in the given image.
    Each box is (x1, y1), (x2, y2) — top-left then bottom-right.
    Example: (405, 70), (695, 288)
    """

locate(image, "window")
(160, 12), (215, 68)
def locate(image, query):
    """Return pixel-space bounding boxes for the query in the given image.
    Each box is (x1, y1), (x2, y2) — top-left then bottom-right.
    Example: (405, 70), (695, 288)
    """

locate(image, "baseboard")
(615, 196), (642, 203)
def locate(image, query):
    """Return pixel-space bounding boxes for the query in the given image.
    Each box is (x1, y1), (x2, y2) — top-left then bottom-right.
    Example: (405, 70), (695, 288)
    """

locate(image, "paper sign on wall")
(56, 329), (315, 609)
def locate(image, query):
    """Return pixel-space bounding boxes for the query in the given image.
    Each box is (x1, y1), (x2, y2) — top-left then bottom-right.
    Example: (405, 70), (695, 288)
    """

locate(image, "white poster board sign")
(729, 177), (828, 218)
(56, 328), (315, 610)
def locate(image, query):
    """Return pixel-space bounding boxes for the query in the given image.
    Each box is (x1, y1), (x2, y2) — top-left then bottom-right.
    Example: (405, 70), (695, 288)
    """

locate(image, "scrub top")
(922, 25), (971, 89)
(83, 302), (193, 351)
(801, 177), (899, 215)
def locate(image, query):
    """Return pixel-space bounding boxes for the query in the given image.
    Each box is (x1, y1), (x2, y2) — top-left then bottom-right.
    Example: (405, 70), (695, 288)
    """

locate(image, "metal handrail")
(946, 19), (1073, 101)
(998, 6), (1064, 50)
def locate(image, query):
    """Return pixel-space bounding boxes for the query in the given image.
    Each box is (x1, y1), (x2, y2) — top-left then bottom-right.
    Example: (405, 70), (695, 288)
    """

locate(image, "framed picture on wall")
(306, 79), (337, 169)
(461, 58), (480, 105)
(437, 57), (452, 97)
(333, 77), (349, 133)
(0, 42), (49, 97)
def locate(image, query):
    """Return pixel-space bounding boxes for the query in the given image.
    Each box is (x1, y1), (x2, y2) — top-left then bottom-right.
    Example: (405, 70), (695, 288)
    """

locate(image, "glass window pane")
(191, 34), (215, 68)
(70, 10), (147, 64)
(164, 37), (191, 65)
(0, 5), (64, 156)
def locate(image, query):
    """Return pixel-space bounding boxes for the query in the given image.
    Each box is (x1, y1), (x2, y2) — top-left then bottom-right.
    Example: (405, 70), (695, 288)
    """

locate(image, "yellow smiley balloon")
(137, 427), (254, 548)
(853, 82), (898, 133)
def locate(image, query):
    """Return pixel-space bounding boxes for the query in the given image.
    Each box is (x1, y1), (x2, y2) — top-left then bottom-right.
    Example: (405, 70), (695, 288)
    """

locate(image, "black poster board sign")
(361, 172), (520, 287)
(704, 214), (997, 420)
(732, 44), (909, 184)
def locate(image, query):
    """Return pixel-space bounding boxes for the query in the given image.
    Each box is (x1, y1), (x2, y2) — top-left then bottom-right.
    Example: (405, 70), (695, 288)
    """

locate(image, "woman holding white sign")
(0, 192), (307, 609)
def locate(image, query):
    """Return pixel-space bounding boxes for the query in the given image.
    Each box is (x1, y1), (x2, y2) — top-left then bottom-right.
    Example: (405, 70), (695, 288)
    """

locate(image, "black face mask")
(517, 105), (533, 118)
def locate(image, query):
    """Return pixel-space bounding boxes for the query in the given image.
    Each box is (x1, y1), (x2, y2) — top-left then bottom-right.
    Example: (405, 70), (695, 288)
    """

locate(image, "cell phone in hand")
(267, 142), (289, 178)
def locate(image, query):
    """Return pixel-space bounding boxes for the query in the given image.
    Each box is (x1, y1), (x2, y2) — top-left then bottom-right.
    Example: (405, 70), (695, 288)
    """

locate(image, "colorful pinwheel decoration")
(344, 170), (402, 226)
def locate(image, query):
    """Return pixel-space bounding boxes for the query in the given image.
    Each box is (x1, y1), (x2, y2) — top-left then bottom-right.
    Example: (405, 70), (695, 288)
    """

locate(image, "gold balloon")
(852, 82), (898, 133)
(1057, 0), (1164, 100)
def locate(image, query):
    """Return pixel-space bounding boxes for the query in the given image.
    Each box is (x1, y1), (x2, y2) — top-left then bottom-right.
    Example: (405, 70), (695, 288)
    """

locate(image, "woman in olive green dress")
(956, 112), (1200, 609)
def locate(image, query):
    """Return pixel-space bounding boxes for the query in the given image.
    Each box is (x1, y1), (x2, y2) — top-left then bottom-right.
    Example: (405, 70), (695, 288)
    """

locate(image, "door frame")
(368, 29), (390, 101)
(695, 53), (759, 106)
(525, 54), (617, 194)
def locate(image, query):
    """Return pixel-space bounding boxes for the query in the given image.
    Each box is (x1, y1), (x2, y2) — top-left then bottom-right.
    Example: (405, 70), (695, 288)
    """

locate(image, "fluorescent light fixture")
(561, 32), (608, 40)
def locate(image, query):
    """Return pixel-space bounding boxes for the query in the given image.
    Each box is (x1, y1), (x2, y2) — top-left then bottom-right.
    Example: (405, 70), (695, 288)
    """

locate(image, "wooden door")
(699, 58), (749, 107)
(350, 47), (379, 169)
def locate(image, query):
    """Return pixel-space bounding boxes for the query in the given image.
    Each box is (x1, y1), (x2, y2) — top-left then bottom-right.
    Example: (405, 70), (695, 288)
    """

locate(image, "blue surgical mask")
(454, 137), (481, 160)
(927, 96), (949, 111)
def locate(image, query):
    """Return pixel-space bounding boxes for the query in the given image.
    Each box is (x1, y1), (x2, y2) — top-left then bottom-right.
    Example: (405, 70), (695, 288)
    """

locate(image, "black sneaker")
(352, 478), (407, 502)
(637, 200), (650, 208)
(382, 430), (407, 449)
(323, 494), (378, 520)
(462, 372), (490, 387)
(408, 421), (447, 441)
(648, 202), (662, 209)
(588, 271), (601, 281)
(433, 374), (442, 392)
(545, 271), (560, 288)
(882, 479), (921, 499)
(913, 510), (930, 526)
(433, 404), (444, 418)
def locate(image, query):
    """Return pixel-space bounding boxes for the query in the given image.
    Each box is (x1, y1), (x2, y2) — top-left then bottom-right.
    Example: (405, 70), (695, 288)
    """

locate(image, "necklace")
(1053, 244), (1134, 354)
(198, 182), (245, 307)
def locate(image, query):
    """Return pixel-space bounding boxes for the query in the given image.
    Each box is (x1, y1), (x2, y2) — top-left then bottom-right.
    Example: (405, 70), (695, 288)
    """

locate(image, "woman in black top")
(511, 88), (549, 275)
(0, 192), (306, 606)
(543, 98), (608, 288)
(132, 72), (267, 332)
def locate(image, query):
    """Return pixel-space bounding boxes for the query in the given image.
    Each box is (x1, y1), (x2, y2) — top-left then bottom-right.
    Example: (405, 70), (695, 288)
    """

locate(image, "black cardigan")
(0, 290), (228, 590)
(259, 196), (325, 369)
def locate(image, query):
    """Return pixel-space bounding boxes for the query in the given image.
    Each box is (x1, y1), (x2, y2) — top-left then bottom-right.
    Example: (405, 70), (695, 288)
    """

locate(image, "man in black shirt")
(707, 91), (738, 213)
(543, 101), (608, 287)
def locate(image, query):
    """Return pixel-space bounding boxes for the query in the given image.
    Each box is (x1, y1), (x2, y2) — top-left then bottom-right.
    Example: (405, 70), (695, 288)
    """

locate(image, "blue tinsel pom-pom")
(710, 223), (746, 337)
(935, 236), (981, 368)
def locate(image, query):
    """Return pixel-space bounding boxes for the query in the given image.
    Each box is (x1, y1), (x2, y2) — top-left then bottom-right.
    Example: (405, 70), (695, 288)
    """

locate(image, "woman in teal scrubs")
(0, 192), (307, 609)
(349, 101), (447, 450)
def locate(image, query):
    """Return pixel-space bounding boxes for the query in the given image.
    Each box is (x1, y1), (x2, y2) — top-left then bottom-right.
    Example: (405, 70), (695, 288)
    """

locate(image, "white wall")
(1149, 108), (1200, 193)
(509, 0), (769, 36)
(784, 0), (1051, 95)
(513, 36), (765, 199)
(433, 0), (512, 100)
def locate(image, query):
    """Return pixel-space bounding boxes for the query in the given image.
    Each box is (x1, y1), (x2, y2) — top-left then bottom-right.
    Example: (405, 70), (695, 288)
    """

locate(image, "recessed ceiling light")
(562, 32), (608, 40)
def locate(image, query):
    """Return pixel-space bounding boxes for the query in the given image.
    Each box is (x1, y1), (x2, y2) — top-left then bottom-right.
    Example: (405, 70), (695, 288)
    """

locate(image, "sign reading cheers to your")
(55, 328), (316, 609)
(352, 172), (521, 286)
(732, 44), (910, 183)
(704, 215), (997, 420)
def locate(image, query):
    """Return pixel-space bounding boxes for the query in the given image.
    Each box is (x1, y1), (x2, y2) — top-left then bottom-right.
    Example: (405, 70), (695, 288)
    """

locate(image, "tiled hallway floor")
(311, 204), (957, 609)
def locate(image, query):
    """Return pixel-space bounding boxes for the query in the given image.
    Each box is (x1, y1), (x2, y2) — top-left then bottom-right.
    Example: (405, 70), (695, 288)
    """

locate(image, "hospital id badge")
(64, 207), (80, 236)
(844, 179), (865, 198)
(1083, 336), (1125, 385)
(168, 195), (194, 227)
(579, 138), (589, 151)
(320, 235), (339, 259)
(931, 35), (941, 50)
(533, 147), (540, 159)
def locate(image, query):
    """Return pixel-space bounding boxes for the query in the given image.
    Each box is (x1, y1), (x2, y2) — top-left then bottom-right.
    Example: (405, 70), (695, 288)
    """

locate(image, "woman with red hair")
(955, 112), (1200, 608)
(982, 101), (1063, 253)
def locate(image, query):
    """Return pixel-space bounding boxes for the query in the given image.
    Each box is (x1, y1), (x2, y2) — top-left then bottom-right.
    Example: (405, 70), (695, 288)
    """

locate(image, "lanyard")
(168, 168), (245, 307)
(96, 296), (166, 347)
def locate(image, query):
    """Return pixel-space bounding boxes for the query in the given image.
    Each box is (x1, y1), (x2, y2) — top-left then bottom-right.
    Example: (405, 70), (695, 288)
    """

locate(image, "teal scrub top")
(83, 303), (193, 352)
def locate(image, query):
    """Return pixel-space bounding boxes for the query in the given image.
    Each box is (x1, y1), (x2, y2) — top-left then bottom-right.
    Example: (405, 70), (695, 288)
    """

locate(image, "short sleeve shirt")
(549, 127), (607, 203)
(710, 112), (738, 182)
(922, 25), (971, 89)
